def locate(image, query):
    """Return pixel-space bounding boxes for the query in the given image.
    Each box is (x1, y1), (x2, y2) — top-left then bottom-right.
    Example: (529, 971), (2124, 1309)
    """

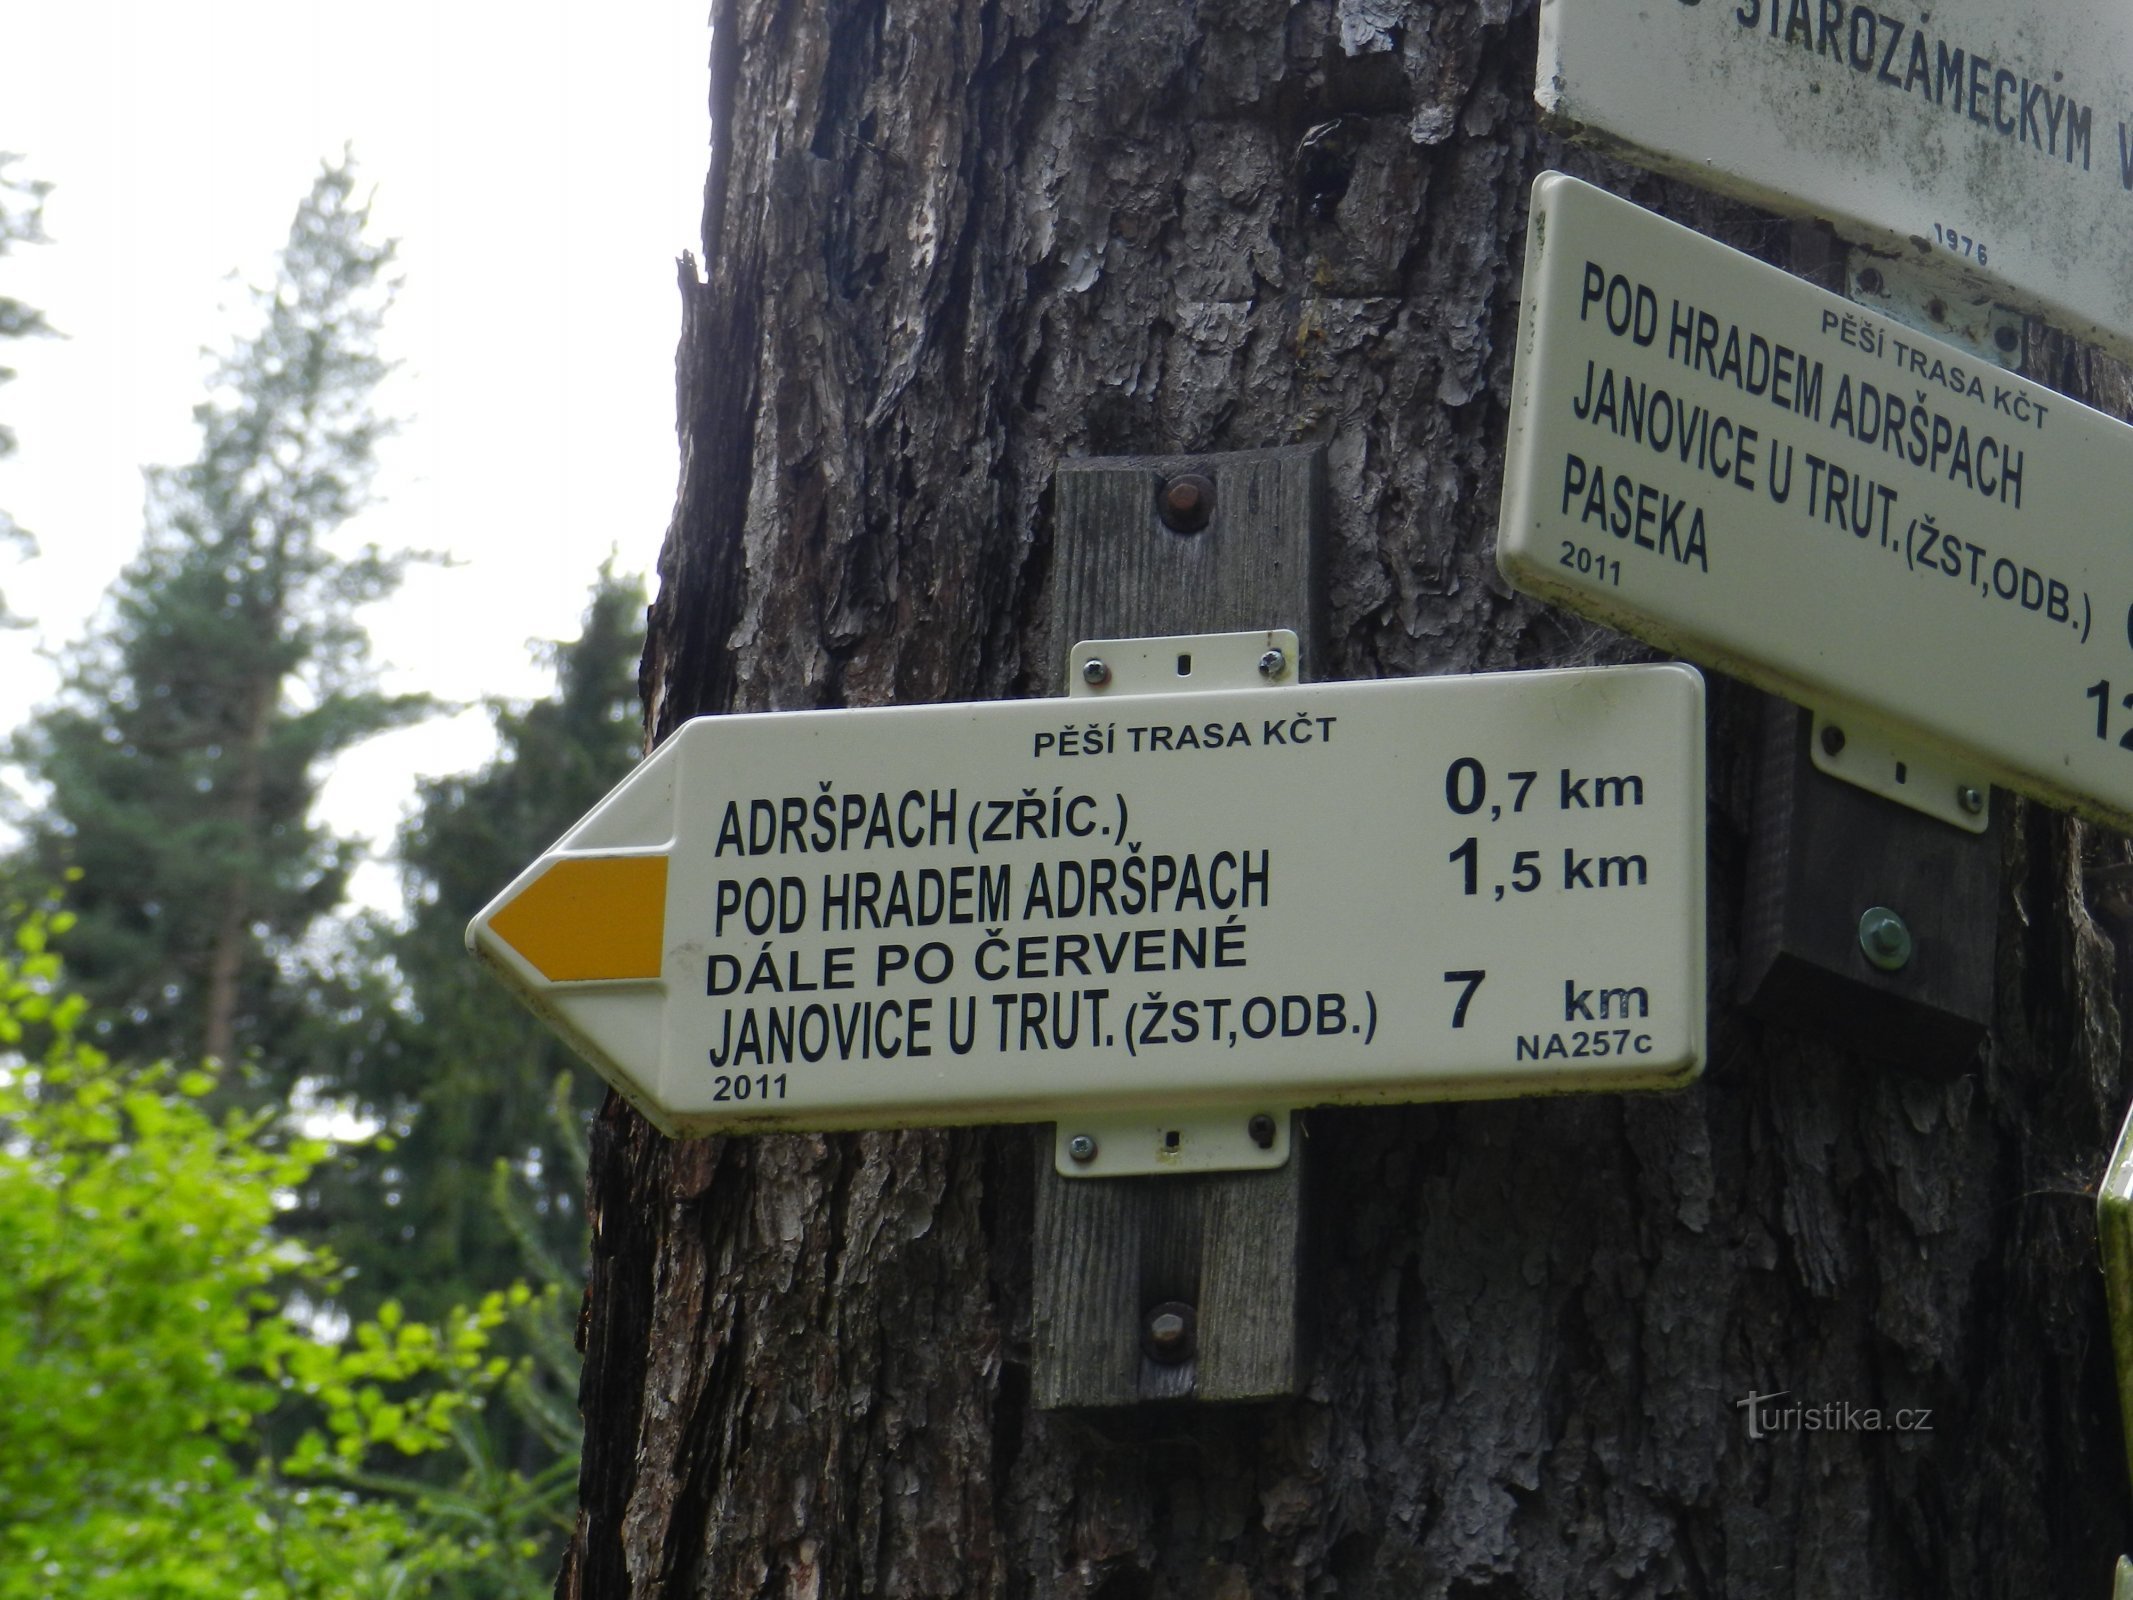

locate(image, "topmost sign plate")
(1539, 0), (2133, 363)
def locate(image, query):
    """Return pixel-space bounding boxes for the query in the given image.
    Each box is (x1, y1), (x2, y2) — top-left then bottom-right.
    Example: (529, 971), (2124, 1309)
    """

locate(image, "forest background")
(0, 10), (702, 1593)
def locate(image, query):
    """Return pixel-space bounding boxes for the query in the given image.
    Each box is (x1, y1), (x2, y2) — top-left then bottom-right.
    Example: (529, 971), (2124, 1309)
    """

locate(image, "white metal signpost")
(1538, 0), (2133, 363)
(1499, 173), (2133, 834)
(469, 641), (1706, 1173)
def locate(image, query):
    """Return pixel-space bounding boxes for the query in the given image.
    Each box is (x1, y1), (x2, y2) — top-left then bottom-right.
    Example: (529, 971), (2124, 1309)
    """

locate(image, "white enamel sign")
(1499, 173), (2133, 831)
(468, 662), (1707, 1139)
(1538, 0), (2133, 362)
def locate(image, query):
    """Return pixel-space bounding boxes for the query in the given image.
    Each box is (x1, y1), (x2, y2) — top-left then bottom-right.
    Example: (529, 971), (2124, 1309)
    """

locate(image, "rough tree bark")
(563, 3), (2133, 1594)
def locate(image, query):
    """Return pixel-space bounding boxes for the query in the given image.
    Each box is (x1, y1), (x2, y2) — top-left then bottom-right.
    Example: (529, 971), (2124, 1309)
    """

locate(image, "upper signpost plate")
(1499, 173), (2133, 831)
(1538, 0), (2133, 363)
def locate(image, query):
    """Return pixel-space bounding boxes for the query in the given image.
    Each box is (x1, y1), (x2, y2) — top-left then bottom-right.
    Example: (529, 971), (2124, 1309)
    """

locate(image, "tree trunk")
(203, 657), (277, 1066)
(564, 3), (2133, 1594)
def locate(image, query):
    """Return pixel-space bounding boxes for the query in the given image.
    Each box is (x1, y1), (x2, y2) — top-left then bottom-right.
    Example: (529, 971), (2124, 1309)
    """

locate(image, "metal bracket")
(1055, 1108), (1293, 1180)
(1846, 250), (2022, 370)
(1807, 706), (1991, 835)
(1068, 628), (1300, 700)
(1049, 629), (1300, 1179)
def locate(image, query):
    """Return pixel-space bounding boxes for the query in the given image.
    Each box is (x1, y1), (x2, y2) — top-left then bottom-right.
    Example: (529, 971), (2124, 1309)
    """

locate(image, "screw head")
(1994, 324), (2019, 354)
(1157, 472), (1215, 533)
(1258, 648), (1287, 680)
(1820, 723), (1847, 758)
(1858, 905), (1914, 972)
(1248, 1113), (1277, 1149)
(1142, 1300), (1197, 1364)
(1066, 1133), (1098, 1164)
(1957, 785), (1985, 815)
(1081, 658), (1110, 688)
(1857, 267), (1885, 295)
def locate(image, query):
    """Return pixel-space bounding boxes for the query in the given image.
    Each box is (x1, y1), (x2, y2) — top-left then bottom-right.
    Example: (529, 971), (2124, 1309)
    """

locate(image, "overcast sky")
(0, 2), (709, 908)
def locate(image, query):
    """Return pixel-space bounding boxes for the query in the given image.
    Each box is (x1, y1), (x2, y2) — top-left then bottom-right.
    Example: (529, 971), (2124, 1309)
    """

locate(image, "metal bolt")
(1248, 1113), (1277, 1149)
(1858, 905), (1914, 972)
(1926, 297), (1947, 323)
(1081, 658), (1110, 688)
(1857, 267), (1884, 295)
(1994, 324), (2019, 354)
(1158, 472), (1215, 534)
(1258, 648), (1287, 680)
(1066, 1133), (1098, 1164)
(1820, 723), (1846, 758)
(1142, 1300), (1197, 1364)
(1957, 784), (1985, 815)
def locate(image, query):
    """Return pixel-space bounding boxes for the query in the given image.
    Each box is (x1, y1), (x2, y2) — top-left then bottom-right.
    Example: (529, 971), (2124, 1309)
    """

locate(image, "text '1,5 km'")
(1499, 172), (2133, 834)
(466, 663), (1707, 1138)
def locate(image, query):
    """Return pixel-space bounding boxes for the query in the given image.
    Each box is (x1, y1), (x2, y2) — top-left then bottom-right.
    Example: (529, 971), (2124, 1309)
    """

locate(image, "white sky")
(0, 1), (709, 909)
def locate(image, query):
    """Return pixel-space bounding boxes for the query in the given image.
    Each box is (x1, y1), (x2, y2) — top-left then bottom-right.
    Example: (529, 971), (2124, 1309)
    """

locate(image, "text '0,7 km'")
(1498, 172), (2133, 834)
(466, 664), (1707, 1138)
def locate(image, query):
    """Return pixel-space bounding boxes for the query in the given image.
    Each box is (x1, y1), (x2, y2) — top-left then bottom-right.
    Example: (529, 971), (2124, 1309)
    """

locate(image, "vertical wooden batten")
(1030, 444), (1324, 1409)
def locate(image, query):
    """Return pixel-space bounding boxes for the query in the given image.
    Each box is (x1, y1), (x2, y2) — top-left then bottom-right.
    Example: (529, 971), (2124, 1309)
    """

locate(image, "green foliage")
(0, 911), (507, 1599)
(0, 152), (51, 586)
(9, 153), (427, 1075)
(0, 152), (50, 485)
(0, 148), (618, 1599)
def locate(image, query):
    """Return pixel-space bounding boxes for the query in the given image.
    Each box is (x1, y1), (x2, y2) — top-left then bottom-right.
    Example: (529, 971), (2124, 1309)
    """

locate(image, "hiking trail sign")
(1537, 0), (2133, 364)
(468, 638), (1707, 1165)
(1498, 173), (2133, 835)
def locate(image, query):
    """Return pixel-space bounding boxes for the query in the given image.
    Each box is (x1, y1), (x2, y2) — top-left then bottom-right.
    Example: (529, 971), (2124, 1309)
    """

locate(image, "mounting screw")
(1248, 1113), (1277, 1149)
(1859, 905), (1914, 972)
(1857, 266), (1884, 295)
(1081, 658), (1110, 688)
(1158, 472), (1215, 533)
(1994, 324), (2019, 354)
(1820, 723), (1847, 758)
(1142, 1300), (1197, 1364)
(1066, 1133), (1098, 1164)
(1258, 648), (1288, 680)
(1957, 784), (1985, 815)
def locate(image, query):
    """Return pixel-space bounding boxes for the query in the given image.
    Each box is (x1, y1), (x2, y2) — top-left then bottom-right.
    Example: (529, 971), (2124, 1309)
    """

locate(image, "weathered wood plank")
(1739, 701), (1999, 1072)
(1031, 446), (1322, 1409)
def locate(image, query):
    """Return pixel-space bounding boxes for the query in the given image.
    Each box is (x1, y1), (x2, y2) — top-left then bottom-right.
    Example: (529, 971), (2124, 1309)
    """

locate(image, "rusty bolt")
(1158, 472), (1215, 534)
(1143, 1300), (1197, 1364)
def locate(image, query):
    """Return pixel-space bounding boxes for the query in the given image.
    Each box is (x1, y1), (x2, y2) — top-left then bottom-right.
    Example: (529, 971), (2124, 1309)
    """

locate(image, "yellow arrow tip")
(486, 855), (668, 982)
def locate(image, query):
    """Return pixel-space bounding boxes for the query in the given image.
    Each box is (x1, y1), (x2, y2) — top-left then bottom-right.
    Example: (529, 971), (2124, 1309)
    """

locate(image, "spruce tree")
(11, 155), (422, 1076)
(294, 567), (644, 1595)
(0, 153), (51, 564)
(324, 563), (646, 1323)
